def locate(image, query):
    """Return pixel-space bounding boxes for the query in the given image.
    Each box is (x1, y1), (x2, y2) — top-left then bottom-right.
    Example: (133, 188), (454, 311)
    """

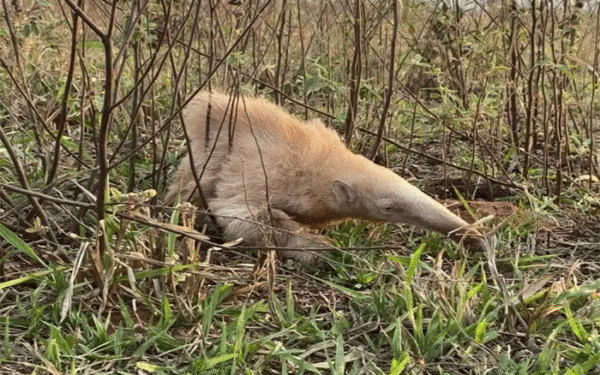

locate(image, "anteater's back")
(166, 91), (348, 206)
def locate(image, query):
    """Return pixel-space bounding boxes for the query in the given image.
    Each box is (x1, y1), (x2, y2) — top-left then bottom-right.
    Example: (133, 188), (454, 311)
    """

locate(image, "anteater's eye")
(383, 205), (394, 212)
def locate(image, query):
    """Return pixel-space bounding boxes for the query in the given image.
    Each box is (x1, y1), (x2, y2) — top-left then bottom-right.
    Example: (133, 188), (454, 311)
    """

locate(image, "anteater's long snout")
(403, 184), (488, 252)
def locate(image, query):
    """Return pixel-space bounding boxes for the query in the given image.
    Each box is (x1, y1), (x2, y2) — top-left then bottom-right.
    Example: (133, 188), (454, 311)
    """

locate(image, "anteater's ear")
(332, 179), (356, 204)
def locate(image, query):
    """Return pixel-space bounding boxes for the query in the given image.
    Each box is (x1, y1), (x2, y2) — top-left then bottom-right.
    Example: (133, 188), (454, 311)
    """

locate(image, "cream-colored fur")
(166, 91), (485, 265)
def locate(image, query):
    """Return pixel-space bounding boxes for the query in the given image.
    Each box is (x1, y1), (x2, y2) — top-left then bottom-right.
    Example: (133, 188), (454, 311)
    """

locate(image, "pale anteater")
(166, 91), (486, 265)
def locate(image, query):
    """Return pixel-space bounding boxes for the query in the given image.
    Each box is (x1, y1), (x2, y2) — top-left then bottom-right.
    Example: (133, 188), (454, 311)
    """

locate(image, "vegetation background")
(0, 0), (599, 373)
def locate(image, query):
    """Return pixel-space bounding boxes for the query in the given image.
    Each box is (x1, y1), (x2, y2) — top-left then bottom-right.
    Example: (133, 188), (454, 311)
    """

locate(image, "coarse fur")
(166, 91), (485, 265)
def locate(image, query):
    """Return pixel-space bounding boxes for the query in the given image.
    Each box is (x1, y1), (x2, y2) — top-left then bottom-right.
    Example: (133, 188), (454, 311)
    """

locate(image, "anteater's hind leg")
(210, 202), (327, 266)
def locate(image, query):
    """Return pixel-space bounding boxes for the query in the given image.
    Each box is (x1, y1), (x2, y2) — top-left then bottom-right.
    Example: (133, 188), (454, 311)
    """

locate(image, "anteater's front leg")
(210, 202), (327, 266)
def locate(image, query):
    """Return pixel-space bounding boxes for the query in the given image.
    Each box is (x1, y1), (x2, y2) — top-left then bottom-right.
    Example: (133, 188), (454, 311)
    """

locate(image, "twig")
(344, 0), (363, 146)
(62, 0), (106, 37)
(47, 0), (83, 184)
(367, 0), (398, 160)
(0, 123), (57, 243)
(0, 187), (15, 207)
(357, 127), (523, 190)
(0, 184), (95, 208)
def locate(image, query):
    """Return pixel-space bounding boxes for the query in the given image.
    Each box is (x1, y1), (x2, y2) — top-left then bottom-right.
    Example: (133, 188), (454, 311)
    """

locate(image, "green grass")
(2, 209), (599, 373)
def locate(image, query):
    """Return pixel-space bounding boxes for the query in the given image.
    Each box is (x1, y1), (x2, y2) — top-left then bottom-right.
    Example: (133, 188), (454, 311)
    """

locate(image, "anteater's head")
(331, 160), (487, 252)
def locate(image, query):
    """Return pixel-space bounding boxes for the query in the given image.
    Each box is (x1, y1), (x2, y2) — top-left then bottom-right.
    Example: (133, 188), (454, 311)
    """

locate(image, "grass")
(1, 0), (600, 373)
(2, 204), (599, 374)
(1, 223), (600, 373)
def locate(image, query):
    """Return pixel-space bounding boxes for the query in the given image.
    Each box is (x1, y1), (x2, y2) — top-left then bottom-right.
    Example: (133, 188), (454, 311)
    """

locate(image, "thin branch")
(0, 123), (58, 243)
(344, 0), (362, 146)
(62, 0), (106, 39)
(47, 0), (83, 184)
(0, 184), (95, 208)
(357, 127), (523, 190)
(367, 0), (397, 160)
